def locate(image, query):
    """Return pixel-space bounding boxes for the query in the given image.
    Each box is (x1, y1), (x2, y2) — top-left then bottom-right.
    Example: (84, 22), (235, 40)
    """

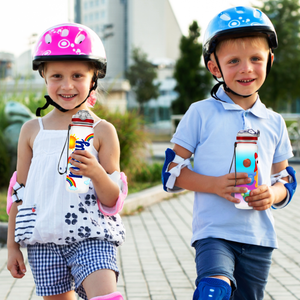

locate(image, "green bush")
(132, 162), (163, 183)
(93, 104), (149, 181)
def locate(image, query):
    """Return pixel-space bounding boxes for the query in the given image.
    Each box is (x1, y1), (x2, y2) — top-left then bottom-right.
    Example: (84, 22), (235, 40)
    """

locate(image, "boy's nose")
(240, 60), (253, 73)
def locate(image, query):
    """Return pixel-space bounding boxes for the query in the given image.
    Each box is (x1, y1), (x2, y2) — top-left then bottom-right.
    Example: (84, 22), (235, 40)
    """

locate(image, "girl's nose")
(62, 78), (74, 89)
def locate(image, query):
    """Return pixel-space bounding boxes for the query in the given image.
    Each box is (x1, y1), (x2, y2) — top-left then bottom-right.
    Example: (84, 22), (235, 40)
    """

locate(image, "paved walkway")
(1, 165), (300, 299)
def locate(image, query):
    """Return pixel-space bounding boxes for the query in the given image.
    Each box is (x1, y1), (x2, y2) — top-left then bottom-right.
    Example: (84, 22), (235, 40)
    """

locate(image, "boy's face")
(208, 37), (273, 108)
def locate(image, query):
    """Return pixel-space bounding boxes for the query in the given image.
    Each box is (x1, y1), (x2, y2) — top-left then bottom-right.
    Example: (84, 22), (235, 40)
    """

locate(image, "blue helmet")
(203, 6), (278, 69)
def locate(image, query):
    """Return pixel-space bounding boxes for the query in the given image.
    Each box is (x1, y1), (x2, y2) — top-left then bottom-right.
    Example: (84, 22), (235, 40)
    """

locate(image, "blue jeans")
(193, 238), (273, 300)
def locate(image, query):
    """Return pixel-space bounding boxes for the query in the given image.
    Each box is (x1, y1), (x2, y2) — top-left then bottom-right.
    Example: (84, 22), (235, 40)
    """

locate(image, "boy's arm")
(246, 160), (289, 210)
(169, 144), (251, 204)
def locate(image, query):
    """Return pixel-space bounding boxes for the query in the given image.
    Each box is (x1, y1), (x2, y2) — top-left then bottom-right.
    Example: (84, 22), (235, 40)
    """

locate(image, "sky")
(0, 0), (260, 58)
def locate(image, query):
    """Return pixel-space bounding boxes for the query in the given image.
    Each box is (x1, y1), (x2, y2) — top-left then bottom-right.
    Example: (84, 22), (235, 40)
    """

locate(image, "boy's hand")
(7, 248), (26, 278)
(215, 172), (251, 203)
(245, 184), (275, 211)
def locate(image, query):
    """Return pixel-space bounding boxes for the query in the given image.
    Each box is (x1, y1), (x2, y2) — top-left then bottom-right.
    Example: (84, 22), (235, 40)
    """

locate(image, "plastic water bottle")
(66, 110), (94, 193)
(234, 129), (260, 209)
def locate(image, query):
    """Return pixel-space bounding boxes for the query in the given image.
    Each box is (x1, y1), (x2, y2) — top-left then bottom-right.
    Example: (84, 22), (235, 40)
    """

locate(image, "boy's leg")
(232, 244), (273, 300)
(193, 238), (235, 299)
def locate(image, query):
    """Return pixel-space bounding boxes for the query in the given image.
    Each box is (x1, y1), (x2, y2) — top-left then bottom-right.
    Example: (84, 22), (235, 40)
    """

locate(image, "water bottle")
(66, 110), (94, 193)
(234, 129), (260, 209)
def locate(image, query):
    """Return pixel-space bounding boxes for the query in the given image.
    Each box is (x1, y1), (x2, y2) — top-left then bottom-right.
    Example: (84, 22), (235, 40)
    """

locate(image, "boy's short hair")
(216, 35), (270, 54)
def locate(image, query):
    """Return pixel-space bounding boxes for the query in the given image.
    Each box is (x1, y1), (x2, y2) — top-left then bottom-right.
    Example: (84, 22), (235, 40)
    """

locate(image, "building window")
(90, 0), (94, 8)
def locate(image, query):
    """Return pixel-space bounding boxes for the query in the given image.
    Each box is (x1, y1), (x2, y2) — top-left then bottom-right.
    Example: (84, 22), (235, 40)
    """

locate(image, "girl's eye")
(73, 74), (82, 79)
(52, 74), (61, 78)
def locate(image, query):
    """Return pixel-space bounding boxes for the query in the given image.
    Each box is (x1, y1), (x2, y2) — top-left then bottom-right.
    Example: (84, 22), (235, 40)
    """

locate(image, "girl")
(7, 23), (126, 300)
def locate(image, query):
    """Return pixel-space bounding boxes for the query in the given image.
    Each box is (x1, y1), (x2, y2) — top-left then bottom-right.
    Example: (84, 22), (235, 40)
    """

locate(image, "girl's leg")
(43, 290), (76, 300)
(82, 269), (117, 299)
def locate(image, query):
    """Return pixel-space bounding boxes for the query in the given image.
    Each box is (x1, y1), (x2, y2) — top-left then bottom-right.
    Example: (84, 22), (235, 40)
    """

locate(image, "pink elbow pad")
(7, 171), (17, 215)
(98, 172), (128, 216)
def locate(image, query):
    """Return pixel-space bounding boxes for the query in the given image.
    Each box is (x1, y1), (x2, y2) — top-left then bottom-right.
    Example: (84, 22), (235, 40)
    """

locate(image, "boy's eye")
(229, 59), (239, 64)
(52, 74), (61, 78)
(251, 57), (261, 62)
(73, 74), (82, 79)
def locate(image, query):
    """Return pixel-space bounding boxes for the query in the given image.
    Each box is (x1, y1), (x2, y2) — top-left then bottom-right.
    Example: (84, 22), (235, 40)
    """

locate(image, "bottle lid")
(71, 110), (94, 125)
(236, 129), (260, 141)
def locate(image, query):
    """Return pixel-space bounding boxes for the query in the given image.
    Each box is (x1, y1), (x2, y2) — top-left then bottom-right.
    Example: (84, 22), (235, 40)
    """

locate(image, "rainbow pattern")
(66, 175), (76, 187)
(85, 133), (94, 142)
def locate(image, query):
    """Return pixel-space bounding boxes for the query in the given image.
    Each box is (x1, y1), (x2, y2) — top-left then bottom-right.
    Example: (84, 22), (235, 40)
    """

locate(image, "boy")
(162, 6), (297, 300)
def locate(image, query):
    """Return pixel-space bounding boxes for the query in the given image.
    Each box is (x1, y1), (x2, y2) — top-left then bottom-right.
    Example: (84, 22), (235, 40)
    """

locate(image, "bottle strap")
(228, 142), (237, 186)
(58, 125), (71, 175)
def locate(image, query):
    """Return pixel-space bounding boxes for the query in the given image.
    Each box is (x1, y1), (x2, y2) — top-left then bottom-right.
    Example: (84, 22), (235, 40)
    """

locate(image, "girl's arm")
(7, 120), (37, 278)
(69, 120), (120, 207)
(169, 144), (251, 204)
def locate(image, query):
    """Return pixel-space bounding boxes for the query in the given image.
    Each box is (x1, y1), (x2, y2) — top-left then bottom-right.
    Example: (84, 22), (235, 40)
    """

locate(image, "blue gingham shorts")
(27, 238), (119, 300)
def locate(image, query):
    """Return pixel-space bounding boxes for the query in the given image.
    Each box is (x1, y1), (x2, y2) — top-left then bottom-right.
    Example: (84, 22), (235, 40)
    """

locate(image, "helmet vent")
(254, 9), (262, 19)
(61, 29), (69, 37)
(45, 34), (52, 44)
(220, 13), (231, 21)
(75, 33), (86, 44)
(235, 7), (245, 14)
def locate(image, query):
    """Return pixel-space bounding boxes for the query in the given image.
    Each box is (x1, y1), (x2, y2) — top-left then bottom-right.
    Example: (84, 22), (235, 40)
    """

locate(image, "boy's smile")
(209, 37), (273, 109)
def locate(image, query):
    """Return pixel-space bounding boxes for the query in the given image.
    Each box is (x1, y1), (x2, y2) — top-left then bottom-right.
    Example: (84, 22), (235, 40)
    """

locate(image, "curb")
(0, 184), (181, 243)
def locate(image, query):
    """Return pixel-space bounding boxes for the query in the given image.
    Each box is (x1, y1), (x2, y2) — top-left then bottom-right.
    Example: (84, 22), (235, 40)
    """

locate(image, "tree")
(125, 47), (160, 114)
(256, 0), (300, 111)
(172, 21), (211, 115)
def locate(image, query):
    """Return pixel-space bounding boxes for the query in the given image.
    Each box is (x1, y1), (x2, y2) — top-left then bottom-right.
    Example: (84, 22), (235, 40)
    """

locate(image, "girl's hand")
(69, 150), (102, 180)
(245, 184), (275, 211)
(214, 172), (251, 203)
(7, 248), (26, 278)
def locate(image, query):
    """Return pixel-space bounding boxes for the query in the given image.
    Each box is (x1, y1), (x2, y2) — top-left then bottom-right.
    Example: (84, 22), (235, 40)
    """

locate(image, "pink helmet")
(32, 23), (107, 78)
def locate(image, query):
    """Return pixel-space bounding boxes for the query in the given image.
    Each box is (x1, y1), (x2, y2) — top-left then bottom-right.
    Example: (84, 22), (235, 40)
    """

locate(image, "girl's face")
(43, 61), (94, 111)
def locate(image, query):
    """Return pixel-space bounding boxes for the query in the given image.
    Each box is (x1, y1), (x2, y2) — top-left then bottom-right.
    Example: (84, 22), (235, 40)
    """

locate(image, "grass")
(0, 181), (162, 223)
(0, 188), (7, 222)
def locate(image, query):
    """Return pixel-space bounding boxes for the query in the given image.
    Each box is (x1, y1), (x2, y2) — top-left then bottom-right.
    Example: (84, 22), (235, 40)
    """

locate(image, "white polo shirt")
(171, 87), (293, 248)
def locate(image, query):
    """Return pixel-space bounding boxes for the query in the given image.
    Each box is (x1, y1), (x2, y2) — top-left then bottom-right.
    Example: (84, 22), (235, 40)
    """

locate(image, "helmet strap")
(35, 80), (98, 117)
(211, 50), (258, 101)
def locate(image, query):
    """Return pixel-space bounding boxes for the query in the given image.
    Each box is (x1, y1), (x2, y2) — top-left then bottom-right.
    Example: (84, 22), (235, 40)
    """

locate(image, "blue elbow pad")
(271, 166), (297, 209)
(161, 148), (191, 192)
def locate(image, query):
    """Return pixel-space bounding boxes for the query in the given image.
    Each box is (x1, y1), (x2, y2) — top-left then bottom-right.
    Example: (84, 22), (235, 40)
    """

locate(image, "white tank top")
(15, 118), (125, 247)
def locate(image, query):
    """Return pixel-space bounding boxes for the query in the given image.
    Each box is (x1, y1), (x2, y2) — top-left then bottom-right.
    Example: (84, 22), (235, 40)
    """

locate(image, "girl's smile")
(43, 61), (94, 110)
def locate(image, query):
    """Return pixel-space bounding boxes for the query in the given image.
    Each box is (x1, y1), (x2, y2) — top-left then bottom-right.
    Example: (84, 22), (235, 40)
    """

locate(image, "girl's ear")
(207, 59), (222, 79)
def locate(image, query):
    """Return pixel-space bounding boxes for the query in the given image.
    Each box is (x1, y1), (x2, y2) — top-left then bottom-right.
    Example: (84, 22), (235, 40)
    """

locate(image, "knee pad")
(90, 291), (123, 300)
(161, 148), (191, 192)
(193, 278), (231, 300)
